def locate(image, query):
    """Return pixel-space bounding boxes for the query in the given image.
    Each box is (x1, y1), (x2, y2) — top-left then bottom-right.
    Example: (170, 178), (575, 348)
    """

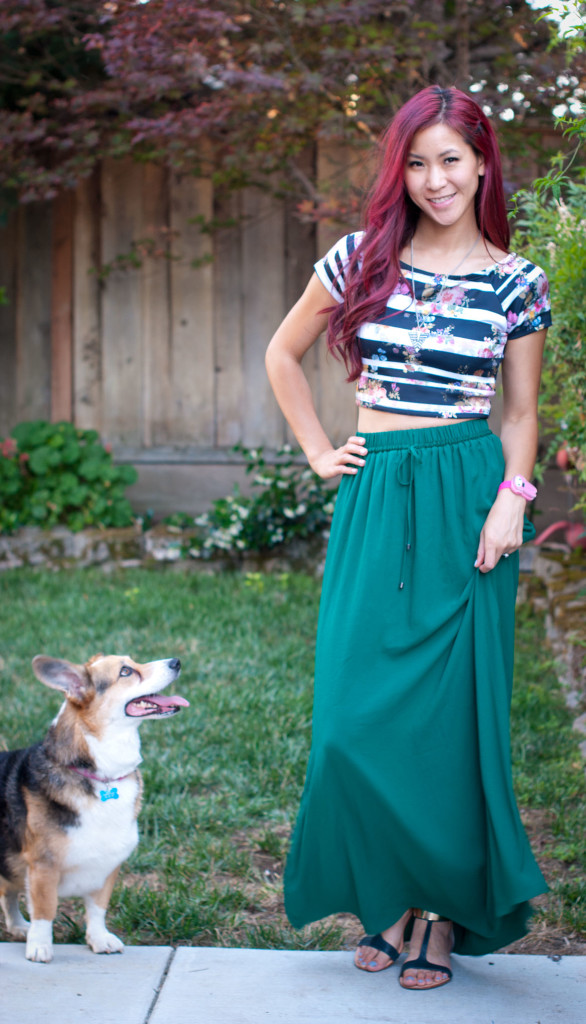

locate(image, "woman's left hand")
(474, 490), (526, 572)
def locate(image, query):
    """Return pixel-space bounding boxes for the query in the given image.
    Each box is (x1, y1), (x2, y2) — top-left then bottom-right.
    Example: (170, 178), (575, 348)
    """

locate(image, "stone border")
(0, 524), (329, 576)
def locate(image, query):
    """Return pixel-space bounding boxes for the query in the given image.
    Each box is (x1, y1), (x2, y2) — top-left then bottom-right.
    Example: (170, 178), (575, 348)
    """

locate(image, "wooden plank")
(169, 169), (214, 445)
(241, 185), (286, 447)
(214, 190), (244, 448)
(0, 210), (18, 436)
(73, 170), (102, 433)
(100, 157), (144, 446)
(141, 163), (170, 447)
(15, 202), (52, 423)
(315, 141), (373, 445)
(51, 189), (74, 422)
(284, 148), (319, 448)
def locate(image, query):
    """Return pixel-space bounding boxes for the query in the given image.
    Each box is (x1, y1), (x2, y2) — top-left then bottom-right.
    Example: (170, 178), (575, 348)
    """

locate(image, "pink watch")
(498, 475), (537, 501)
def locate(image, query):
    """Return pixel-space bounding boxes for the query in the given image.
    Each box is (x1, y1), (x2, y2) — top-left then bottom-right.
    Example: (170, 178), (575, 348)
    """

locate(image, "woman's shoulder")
(486, 251), (548, 280)
(323, 230), (365, 258)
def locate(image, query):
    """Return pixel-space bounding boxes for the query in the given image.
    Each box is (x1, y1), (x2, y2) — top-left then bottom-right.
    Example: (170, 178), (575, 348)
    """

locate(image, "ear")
(477, 152), (486, 177)
(32, 656), (92, 705)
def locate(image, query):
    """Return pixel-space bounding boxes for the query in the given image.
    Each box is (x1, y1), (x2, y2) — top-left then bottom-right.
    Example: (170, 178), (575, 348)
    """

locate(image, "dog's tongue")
(126, 694), (190, 717)
(151, 694), (190, 711)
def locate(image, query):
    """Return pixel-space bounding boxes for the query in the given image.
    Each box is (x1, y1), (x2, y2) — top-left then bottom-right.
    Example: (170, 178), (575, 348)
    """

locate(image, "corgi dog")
(0, 654), (189, 963)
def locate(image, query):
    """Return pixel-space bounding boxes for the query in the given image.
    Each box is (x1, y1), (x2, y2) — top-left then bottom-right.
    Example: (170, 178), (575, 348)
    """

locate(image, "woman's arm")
(475, 326), (547, 572)
(265, 273), (368, 479)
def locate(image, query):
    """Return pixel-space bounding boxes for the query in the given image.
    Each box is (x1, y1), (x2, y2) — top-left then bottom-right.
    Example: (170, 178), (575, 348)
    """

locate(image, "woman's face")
(404, 122), (485, 229)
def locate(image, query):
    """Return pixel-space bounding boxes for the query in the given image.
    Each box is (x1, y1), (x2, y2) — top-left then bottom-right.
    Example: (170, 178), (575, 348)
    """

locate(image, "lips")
(125, 694), (190, 718)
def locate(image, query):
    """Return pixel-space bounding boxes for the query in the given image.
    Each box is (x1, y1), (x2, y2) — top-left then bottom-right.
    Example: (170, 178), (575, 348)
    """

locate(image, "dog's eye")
(120, 666), (133, 677)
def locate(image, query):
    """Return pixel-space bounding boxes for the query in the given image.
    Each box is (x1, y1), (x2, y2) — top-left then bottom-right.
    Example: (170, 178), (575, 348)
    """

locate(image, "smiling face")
(404, 122), (485, 231)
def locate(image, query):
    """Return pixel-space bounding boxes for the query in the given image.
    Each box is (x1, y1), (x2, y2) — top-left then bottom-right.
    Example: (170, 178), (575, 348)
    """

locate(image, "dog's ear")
(32, 656), (91, 704)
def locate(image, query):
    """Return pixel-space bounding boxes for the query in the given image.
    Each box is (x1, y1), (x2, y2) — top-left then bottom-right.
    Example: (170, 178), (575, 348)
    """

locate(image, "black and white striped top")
(315, 232), (551, 419)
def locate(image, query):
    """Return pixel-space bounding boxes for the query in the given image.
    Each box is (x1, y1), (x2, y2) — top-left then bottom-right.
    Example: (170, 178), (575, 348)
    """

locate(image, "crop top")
(314, 232), (552, 419)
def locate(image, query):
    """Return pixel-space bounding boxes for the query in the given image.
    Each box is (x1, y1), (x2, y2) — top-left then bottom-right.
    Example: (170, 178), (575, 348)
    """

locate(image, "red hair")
(327, 85), (509, 380)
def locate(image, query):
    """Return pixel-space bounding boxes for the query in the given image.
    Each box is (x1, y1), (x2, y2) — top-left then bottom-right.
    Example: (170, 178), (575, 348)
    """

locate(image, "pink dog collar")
(69, 765), (135, 802)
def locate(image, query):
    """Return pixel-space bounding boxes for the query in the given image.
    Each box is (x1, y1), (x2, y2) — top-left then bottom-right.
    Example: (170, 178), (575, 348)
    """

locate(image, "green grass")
(511, 602), (586, 945)
(0, 568), (584, 951)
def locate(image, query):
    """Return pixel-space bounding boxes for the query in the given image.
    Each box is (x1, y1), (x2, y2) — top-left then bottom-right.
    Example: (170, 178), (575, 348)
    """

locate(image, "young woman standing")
(265, 85), (551, 990)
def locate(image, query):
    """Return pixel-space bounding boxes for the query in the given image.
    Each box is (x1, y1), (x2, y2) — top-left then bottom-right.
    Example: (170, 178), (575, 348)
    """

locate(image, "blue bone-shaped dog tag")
(100, 787), (119, 802)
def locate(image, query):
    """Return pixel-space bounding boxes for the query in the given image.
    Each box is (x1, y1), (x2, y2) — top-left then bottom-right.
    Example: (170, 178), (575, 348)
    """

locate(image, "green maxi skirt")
(284, 419), (546, 955)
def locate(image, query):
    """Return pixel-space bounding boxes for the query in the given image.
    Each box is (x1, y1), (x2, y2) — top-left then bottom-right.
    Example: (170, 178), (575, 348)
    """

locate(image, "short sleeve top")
(314, 232), (552, 419)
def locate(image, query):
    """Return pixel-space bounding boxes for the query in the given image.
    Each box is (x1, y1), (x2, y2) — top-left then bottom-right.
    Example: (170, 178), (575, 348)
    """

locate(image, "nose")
(427, 164), (447, 190)
(168, 658), (181, 672)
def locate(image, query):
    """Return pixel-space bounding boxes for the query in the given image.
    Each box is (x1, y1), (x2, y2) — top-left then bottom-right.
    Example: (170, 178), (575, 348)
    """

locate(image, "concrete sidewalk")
(1, 944), (584, 1024)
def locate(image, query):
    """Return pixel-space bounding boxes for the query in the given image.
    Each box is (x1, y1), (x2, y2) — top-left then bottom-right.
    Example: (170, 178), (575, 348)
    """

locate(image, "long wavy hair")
(327, 85), (509, 380)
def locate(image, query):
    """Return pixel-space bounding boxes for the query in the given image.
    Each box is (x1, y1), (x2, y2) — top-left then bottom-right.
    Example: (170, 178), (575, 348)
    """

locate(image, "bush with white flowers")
(190, 445), (336, 558)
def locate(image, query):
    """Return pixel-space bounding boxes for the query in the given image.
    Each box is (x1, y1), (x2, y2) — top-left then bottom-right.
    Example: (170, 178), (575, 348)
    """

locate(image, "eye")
(120, 666), (133, 677)
(407, 159), (423, 168)
(444, 157), (459, 164)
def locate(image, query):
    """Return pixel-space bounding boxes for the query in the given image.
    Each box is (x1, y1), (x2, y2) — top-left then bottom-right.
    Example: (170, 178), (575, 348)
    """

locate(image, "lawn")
(0, 567), (584, 955)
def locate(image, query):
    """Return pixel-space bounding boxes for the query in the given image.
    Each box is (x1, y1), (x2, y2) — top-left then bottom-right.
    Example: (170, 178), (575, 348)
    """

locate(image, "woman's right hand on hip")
(309, 436), (368, 479)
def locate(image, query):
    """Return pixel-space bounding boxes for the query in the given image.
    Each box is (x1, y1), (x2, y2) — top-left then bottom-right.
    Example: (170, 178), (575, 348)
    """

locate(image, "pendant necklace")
(408, 231), (480, 351)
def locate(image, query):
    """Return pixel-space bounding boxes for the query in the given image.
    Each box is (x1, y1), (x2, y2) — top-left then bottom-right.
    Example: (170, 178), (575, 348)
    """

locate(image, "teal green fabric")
(284, 419), (545, 955)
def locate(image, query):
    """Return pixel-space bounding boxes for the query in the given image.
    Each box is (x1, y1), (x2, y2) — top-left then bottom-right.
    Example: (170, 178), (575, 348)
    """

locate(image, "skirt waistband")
(360, 418), (491, 453)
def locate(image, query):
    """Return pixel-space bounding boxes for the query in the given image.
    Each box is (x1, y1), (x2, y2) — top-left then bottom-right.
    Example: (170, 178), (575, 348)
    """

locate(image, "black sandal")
(399, 909), (453, 989)
(355, 932), (401, 972)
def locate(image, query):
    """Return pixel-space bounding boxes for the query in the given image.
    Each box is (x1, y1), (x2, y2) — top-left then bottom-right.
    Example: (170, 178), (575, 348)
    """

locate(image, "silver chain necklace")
(408, 232), (480, 351)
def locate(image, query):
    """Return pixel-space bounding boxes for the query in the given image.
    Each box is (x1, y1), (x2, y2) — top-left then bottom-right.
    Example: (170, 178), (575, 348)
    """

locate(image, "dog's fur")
(0, 654), (187, 963)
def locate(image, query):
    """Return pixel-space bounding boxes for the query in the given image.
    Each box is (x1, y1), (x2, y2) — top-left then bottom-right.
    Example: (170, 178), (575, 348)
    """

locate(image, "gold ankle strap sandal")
(399, 908), (453, 990)
(412, 908), (450, 923)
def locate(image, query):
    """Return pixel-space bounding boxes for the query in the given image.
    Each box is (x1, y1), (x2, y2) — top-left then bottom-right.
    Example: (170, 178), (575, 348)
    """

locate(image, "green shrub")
(188, 444), (336, 557)
(0, 420), (138, 533)
(512, 180), (586, 508)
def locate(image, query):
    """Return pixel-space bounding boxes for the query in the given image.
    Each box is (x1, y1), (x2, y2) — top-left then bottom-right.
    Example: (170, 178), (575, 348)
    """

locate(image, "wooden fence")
(0, 133), (562, 514)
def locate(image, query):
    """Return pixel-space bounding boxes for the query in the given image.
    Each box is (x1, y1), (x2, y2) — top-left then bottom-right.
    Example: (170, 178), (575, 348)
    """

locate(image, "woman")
(265, 85), (550, 990)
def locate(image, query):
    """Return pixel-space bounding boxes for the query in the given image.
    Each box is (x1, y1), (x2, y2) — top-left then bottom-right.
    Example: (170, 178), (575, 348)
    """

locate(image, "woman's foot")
(399, 911), (453, 989)
(354, 909), (412, 972)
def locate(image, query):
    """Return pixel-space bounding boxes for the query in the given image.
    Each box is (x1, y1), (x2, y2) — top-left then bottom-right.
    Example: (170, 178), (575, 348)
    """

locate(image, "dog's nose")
(168, 658), (181, 672)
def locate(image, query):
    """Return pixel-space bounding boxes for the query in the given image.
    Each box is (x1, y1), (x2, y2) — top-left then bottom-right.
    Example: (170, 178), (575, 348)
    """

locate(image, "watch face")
(513, 475), (537, 499)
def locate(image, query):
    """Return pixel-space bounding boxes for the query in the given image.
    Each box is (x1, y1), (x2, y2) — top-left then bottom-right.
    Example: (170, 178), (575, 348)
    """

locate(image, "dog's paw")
(26, 943), (54, 963)
(87, 928), (124, 955)
(26, 921), (54, 963)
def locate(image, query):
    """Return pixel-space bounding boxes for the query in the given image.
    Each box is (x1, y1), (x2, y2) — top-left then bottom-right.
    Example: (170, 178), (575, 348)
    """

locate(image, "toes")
(401, 967), (449, 988)
(355, 949), (390, 972)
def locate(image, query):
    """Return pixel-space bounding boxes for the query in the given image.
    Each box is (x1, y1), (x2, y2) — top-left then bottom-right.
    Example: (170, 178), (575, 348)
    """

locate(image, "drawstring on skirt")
(397, 445), (422, 590)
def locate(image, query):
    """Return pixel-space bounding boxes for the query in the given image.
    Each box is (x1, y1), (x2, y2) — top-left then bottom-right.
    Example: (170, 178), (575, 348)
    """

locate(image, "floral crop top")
(314, 232), (552, 419)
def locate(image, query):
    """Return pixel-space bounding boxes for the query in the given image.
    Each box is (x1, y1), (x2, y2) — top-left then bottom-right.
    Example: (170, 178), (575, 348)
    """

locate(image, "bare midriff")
(357, 407), (476, 433)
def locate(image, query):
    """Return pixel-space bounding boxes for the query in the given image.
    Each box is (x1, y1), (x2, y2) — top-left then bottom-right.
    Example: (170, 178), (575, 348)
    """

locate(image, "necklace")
(408, 231), (480, 351)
